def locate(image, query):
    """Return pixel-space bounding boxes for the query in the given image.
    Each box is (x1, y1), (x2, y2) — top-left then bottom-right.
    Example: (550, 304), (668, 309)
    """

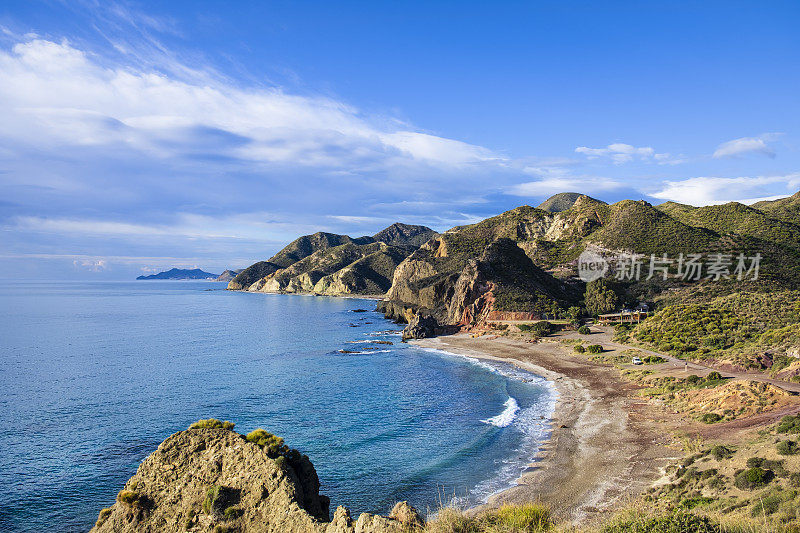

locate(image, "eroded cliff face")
(382, 235), (578, 339)
(91, 427), (422, 533)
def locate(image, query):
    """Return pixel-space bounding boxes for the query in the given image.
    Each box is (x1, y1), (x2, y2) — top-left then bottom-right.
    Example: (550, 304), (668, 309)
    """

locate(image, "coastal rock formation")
(228, 223), (437, 296)
(401, 314), (438, 340)
(228, 261), (281, 291)
(384, 231), (579, 333)
(91, 425), (423, 533)
(215, 269), (243, 283)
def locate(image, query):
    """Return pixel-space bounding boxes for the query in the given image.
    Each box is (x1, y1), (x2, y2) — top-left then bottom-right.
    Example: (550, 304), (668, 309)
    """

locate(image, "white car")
(631, 356), (643, 365)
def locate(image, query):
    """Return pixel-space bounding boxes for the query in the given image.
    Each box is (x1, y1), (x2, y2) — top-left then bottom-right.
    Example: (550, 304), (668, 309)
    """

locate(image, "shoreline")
(412, 333), (678, 525)
(226, 288), (386, 301)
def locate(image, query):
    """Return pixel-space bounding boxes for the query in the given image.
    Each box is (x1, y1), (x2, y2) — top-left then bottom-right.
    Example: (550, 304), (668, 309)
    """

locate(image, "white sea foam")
(481, 397), (520, 427)
(336, 349), (393, 355)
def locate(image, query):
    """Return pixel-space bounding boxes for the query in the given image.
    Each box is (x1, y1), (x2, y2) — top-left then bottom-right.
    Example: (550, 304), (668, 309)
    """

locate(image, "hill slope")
(752, 191), (800, 224)
(537, 192), (599, 213)
(380, 191), (800, 337)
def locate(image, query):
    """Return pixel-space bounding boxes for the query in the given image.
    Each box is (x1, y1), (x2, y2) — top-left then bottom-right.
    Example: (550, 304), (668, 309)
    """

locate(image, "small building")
(598, 310), (648, 324)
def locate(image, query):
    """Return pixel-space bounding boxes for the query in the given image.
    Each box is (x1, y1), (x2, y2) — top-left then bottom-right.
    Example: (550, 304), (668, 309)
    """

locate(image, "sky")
(0, 0), (798, 280)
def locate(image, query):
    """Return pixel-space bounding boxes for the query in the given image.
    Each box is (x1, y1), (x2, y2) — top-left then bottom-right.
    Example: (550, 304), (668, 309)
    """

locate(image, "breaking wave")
(481, 397), (520, 427)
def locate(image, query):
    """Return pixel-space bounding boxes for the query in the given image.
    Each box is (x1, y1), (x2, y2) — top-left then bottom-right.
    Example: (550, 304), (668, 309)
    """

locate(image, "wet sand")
(412, 333), (678, 524)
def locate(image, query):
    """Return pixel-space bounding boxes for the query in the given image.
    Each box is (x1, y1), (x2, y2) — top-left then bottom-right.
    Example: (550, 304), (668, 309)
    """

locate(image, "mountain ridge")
(136, 268), (219, 280)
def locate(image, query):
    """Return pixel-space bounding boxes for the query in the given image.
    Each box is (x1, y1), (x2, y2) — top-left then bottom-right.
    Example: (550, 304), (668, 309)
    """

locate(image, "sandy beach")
(412, 332), (679, 525)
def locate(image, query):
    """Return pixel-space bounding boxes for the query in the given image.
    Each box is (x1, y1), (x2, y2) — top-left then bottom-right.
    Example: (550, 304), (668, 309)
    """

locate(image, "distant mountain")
(372, 222), (438, 247)
(136, 268), (219, 280)
(215, 269), (243, 282)
(228, 223), (438, 295)
(537, 192), (597, 213)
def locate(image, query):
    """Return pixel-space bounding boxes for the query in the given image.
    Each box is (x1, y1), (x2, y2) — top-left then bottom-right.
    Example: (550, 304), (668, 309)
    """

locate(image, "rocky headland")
(227, 223), (437, 296)
(91, 421), (423, 533)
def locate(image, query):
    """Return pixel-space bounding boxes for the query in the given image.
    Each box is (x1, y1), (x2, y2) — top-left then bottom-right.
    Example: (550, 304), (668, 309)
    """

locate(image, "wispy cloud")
(712, 133), (781, 159)
(0, 38), (498, 170)
(650, 173), (800, 205)
(574, 143), (672, 164)
(508, 177), (624, 197)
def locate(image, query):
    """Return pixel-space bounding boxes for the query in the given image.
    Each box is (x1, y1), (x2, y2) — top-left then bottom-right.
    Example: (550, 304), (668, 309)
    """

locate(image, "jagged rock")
(91, 426), (424, 533)
(402, 314), (438, 341)
(389, 501), (424, 529)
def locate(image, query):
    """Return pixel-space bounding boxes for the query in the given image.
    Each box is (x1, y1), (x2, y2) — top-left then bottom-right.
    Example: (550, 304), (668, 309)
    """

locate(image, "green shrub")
(679, 497), (714, 509)
(577, 325), (591, 335)
(574, 345), (586, 354)
(485, 503), (551, 531)
(95, 508), (113, 528)
(751, 494), (781, 517)
(530, 321), (554, 337)
(246, 429), (289, 457)
(705, 371), (723, 381)
(203, 485), (236, 516)
(746, 457), (764, 468)
(686, 375), (702, 385)
(777, 440), (799, 455)
(425, 507), (478, 533)
(586, 344), (604, 354)
(601, 509), (722, 532)
(190, 419), (235, 431)
(117, 490), (140, 505)
(734, 467), (773, 490)
(711, 445), (734, 460)
(700, 413), (723, 424)
(777, 415), (800, 434)
(643, 355), (665, 364)
(224, 506), (242, 520)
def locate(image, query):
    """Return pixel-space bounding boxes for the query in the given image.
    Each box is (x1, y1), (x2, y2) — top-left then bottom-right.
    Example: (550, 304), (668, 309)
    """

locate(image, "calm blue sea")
(0, 281), (555, 532)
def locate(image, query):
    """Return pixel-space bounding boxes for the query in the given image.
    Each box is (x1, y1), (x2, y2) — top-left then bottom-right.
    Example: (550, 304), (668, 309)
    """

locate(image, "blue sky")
(1, 0), (798, 279)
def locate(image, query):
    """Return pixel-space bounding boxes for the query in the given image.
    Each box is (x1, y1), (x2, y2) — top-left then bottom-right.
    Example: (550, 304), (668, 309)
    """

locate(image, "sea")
(0, 281), (556, 532)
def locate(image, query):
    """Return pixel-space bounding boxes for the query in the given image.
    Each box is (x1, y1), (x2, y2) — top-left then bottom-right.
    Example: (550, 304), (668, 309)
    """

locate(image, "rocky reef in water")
(91, 421), (423, 533)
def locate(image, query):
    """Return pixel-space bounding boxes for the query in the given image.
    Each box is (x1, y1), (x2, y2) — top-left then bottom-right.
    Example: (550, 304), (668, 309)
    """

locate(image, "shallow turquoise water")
(0, 281), (554, 532)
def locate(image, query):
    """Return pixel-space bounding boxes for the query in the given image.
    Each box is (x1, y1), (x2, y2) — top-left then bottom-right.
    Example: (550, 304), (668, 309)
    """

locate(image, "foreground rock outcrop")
(91, 424), (423, 533)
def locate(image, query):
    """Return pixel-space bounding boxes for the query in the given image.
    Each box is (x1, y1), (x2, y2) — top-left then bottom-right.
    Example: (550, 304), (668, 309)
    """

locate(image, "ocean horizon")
(0, 281), (555, 532)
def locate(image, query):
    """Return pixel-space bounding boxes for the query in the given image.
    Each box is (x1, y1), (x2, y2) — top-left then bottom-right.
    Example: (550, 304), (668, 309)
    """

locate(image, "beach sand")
(412, 333), (678, 525)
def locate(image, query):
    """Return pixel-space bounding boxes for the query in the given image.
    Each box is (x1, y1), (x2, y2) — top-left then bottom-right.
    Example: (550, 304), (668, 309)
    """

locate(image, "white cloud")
(0, 38), (498, 170)
(575, 143), (670, 164)
(649, 174), (800, 206)
(508, 176), (624, 196)
(712, 134), (781, 159)
(73, 258), (108, 271)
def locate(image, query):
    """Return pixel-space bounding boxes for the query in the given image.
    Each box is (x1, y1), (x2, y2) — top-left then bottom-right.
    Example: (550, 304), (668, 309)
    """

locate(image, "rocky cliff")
(228, 223), (437, 296)
(91, 422), (423, 533)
